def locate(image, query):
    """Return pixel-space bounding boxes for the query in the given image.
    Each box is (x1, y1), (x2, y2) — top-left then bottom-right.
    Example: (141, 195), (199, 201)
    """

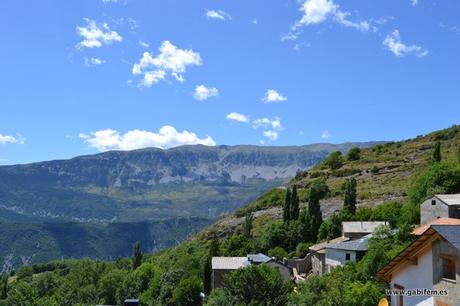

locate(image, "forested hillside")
(2, 126), (460, 305)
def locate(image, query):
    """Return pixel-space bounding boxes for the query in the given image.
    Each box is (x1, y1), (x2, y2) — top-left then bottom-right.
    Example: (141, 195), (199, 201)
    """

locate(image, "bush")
(322, 151), (344, 170)
(219, 265), (291, 306)
(16, 266), (33, 280)
(295, 243), (311, 258)
(408, 161), (460, 205)
(268, 247), (288, 260)
(171, 276), (202, 306)
(347, 147), (361, 161)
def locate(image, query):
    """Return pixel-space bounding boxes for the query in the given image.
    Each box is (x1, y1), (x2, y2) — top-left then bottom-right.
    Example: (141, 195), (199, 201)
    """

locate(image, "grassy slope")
(149, 125), (460, 264)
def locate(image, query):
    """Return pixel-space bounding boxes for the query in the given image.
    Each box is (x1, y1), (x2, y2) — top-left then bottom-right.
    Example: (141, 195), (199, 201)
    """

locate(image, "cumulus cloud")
(0, 134), (24, 145)
(263, 130), (279, 141)
(262, 89), (287, 103)
(206, 10), (231, 21)
(383, 30), (428, 57)
(79, 127), (215, 151)
(226, 112), (249, 123)
(194, 85), (219, 101)
(76, 18), (122, 49)
(84, 57), (105, 66)
(288, 0), (375, 37)
(321, 130), (331, 139)
(132, 41), (202, 87)
(252, 117), (283, 130)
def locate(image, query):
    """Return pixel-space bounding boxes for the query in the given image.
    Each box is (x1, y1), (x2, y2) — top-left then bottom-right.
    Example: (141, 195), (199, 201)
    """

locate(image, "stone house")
(421, 194), (460, 225)
(211, 253), (292, 289)
(309, 236), (350, 275)
(377, 224), (460, 306)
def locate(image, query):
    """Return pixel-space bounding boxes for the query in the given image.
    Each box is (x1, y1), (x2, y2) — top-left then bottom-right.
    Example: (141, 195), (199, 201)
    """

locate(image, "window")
(431, 199), (436, 205)
(394, 284), (404, 306)
(441, 255), (456, 281)
(345, 253), (350, 261)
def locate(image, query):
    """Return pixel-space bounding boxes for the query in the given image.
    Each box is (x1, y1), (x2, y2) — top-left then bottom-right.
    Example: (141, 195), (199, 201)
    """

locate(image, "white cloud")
(194, 85), (219, 101)
(262, 89), (287, 103)
(321, 130), (331, 139)
(138, 40), (149, 48)
(226, 112), (249, 123)
(411, 0), (418, 5)
(84, 57), (105, 66)
(252, 117), (283, 130)
(79, 127), (215, 151)
(0, 134), (23, 144)
(263, 130), (279, 141)
(132, 41), (202, 87)
(76, 18), (122, 49)
(383, 30), (428, 57)
(206, 10), (231, 21)
(291, 0), (375, 36)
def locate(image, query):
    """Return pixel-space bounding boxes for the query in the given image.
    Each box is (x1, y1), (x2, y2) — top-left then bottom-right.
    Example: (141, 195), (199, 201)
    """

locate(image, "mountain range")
(0, 142), (380, 270)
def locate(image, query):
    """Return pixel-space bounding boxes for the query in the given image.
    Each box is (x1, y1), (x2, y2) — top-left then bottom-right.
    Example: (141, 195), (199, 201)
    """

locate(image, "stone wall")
(432, 239), (460, 305)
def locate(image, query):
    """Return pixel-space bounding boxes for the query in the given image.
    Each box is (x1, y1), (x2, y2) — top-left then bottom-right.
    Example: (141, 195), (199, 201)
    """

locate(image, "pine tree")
(290, 185), (300, 220)
(203, 256), (212, 295)
(433, 141), (442, 162)
(342, 178), (357, 215)
(283, 188), (292, 222)
(0, 273), (7, 299)
(308, 186), (323, 243)
(131, 241), (142, 270)
(244, 213), (253, 238)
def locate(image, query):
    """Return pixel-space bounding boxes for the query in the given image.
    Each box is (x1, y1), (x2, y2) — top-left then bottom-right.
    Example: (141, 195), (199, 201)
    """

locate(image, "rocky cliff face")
(0, 143), (379, 222)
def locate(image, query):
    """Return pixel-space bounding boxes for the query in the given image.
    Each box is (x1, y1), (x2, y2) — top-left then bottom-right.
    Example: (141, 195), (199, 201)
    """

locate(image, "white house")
(325, 235), (370, 273)
(377, 223), (460, 306)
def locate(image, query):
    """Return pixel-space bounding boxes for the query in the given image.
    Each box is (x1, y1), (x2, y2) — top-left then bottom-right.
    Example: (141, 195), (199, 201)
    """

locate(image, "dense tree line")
(2, 141), (460, 305)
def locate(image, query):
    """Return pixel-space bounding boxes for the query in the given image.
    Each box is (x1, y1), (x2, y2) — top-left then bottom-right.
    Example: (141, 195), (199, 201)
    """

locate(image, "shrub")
(322, 151), (344, 170)
(347, 147), (361, 161)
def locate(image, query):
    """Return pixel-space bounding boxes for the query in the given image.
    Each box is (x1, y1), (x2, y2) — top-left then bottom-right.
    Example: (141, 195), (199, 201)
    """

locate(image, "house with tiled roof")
(377, 224), (460, 306)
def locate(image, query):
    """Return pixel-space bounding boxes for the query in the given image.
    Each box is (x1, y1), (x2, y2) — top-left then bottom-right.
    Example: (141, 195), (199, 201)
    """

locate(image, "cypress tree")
(308, 186), (323, 243)
(203, 256), (212, 294)
(283, 188), (292, 222)
(299, 207), (312, 242)
(342, 178), (357, 215)
(209, 238), (220, 257)
(0, 273), (7, 299)
(457, 146), (460, 164)
(433, 141), (442, 162)
(244, 213), (253, 238)
(290, 185), (300, 220)
(131, 241), (142, 270)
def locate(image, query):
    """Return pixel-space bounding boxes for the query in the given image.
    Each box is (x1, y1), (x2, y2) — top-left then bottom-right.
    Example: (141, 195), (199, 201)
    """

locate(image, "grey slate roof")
(326, 235), (371, 251)
(342, 221), (388, 234)
(248, 253), (272, 264)
(432, 225), (460, 251)
(211, 257), (249, 270)
(435, 194), (460, 206)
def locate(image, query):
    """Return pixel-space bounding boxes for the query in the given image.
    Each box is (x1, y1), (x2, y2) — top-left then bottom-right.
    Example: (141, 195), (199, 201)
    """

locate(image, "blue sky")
(0, 0), (459, 164)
